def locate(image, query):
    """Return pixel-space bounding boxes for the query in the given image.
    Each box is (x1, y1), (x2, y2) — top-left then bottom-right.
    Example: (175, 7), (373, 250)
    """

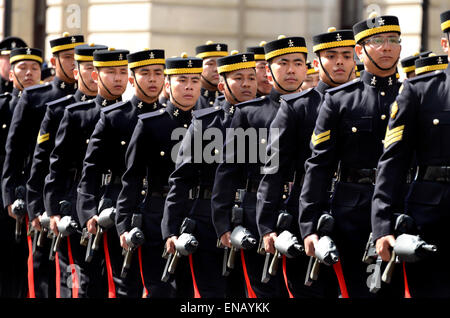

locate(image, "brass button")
(214, 148), (219, 154)
(433, 119), (439, 125)
(121, 141), (126, 146)
(160, 151), (165, 156)
(183, 124), (188, 128)
(380, 91), (385, 96)
(381, 114), (386, 120)
(2, 124), (6, 129)
(141, 190), (146, 196)
(215, 106), (220, 110)
(86, 139), (90, 144)
(261, 138), (266, 144)
(352, 127), (357, 133)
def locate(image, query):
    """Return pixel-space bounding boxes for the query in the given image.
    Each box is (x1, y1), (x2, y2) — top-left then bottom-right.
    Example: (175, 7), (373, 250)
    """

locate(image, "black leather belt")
(416, 166), (450, 183)
(337, 167), (377, 184)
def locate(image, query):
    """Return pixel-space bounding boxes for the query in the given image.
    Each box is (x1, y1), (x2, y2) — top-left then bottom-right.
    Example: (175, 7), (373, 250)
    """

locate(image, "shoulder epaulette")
(193, 105), (222, 119)
(101, 100), (129, 113)
(24, 82), (52, 94)
(326, 78), (361, 94)
(408, 70), (445, 83)
(66, 99), (95, 111)
(235, 95), (266, 108)
(0, 92), (12, 100)
(139, 108), (167, 120)
(46, 94), (76, 108)
(281, 88), (314, 102)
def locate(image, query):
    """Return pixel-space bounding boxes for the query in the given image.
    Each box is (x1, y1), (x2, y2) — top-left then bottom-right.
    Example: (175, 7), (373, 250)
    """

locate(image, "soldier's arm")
(372, 82), (417, 242)
(116, 119), (147, 236)
(211, 107), (247, 239)
(256, 100), (298, 237)
(43, 108), (78, 217)
(27, 104), (55, 220)
(299, 93), (340, 240)
(2, 92), (30, 208)
(161, 122), (198, 240)
(76, 112), (108, 227)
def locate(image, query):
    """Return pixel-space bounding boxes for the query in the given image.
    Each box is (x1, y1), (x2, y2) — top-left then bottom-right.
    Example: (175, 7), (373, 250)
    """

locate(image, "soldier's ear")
(9, 68), (14, 82)
(312, 58), (319, 69)
(91, 69), (98, 83)
(50, 56), (56, 68)
(441, 37), (449, 54)
(354, 44), (364, 62)
(73, 67), (79, 81)
(128, 76), (134, 86)
(217, 80), (225, 93)
(265, 64), (273, 83)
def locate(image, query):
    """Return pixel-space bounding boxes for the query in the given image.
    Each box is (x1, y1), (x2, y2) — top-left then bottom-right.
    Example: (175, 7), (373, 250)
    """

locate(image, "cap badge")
(242, 54), (247, 62)
(336, 33), (342, 41)
(188, 60), (193, 68)
(26, 48), (32, 55)
(378, 18), (385, 26)
(71, 37), (76, 43)
(288, 39), (294, 47)
(119, 54), (123, 60)
(11, 41), (16, 48)
(438, 57), (443, 64)
(149, 52), (155, 59)
(216, 44), (222, 51)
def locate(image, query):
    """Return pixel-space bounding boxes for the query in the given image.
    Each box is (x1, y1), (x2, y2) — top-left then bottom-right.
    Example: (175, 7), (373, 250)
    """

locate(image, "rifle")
(161, 217), (198, 282)
(120, 214), (145, 278)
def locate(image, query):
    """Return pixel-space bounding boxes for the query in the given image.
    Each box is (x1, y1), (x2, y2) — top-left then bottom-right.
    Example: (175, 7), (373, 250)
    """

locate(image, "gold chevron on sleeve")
(384, 125), (404, 148)
(37, 132), (50, 144)
(311, 130), (331, 146)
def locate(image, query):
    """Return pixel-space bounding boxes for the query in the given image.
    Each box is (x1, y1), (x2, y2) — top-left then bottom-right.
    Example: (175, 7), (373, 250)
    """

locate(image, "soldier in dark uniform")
(36, 44), (109, 298)
(0, 47), (42, 298)
(400, 51), (432, 79)
(301, 61), (320, 90)
(372, 10), (450, 298)
(0, 36), (27, 94)
(116, 53), (200, 297)
(299, 13), (405, 298)
(162, 51), (257, 298)
(256, 27), (356, 298)
(211, 35), (307, 298)
(41, 66), (56, 84)
(247, 42), (272, 96)
(414, 52), (448, 76)
(76, 48), (164, 298)
(1, 33), (83, 298)
(195, 41), (228, 109)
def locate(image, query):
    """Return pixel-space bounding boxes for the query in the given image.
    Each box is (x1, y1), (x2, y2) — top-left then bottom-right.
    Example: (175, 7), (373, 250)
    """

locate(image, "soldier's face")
(131, 64), (165, 102)
(0, 55), (10, 79)
(95, 66), (128, 98)
(55, 49), (76, 80)
(357, 32), (401, 74)
(75, 62), (97, 93)
(301, 73), (319, 90)
(255, 61), (272, 95)
(9, 60), (41, 89)
(201, 57), (220, 86)
(219, 68), (257, 104)
(167, 74), (201, 109)
(317, 47), (355, 85)
(267, 53), (307, 93)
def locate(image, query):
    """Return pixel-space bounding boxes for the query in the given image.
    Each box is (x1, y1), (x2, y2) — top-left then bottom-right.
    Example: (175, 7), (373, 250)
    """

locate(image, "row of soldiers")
(0, 8), (449, 299)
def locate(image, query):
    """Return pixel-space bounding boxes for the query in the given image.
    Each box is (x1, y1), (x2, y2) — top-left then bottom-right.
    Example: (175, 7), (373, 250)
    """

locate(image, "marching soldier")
(195, 41), (228, 109)
(372, 9), (450, 298)
(163, 51), (257, 298)
(41, 66), (56, 84)
(414, 52), (448, 76)
(76, 48), (164, 297)
(0, 36), (28, 94)
(40, 44), (110, 298)
(211, 35), (308, 298)
(400, 51), (432, 79)
(0, 47), (43, 297)
(301, 61), (320, 90)
(116, 52), (200, 297)
(1, 32), (83, 298)
(299, 12), (405, 298)
(256, 27), (356, 298)
(247, 42), (273, 96)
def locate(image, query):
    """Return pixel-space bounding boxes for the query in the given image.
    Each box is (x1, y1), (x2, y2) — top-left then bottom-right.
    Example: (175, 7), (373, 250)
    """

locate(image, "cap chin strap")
(77, 63), (96, 95)
(12, 66), (24, 90)
(362, 44), (399, 72)
(317, 55), (353, 86)
(132, 70), (163, 102)
(268, 63), (303, 93)
(223, 73), (241, 105)
(168, 75), (194, 109)
(98, 71), (121, 100)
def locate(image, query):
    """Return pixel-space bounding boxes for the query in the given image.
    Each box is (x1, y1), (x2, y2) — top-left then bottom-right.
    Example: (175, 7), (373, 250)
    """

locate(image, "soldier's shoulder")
(408, 70), (445, 84)
(281, 88), (315, 102)
(101, 100), (130, 114)
(193, 105), (222, 119)
(139, 108), (167, 121)
(24, 82), (52, 95)
(66, 99), (95, 111)
(326, 78), (361, 94)
(0, 92), (12, 101)
(47, 94), (76, 108)
(235, 95), (267, 109)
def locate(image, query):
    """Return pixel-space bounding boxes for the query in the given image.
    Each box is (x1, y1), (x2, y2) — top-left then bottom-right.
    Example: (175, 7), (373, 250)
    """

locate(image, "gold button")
(352, 127), (357, 133)
(282, 194), (287, 199)
(86, 139), (90, 144)
(381, 114), (386, 120)
(209, 101), (214, 105)
(433, 119), (439, 125)
(141, 190), (146, 196)
(183, 124), (188, 128)
(214, 148), (219, 154)
(261, 138), (266, 144)
(159, 109), (164, 113)
(380, 91), (385, 96)
(215, 106), (220, 110)
(121, 141), (126, 146)
(160, 151), (165, 156)
(2, 124), (6, 129)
